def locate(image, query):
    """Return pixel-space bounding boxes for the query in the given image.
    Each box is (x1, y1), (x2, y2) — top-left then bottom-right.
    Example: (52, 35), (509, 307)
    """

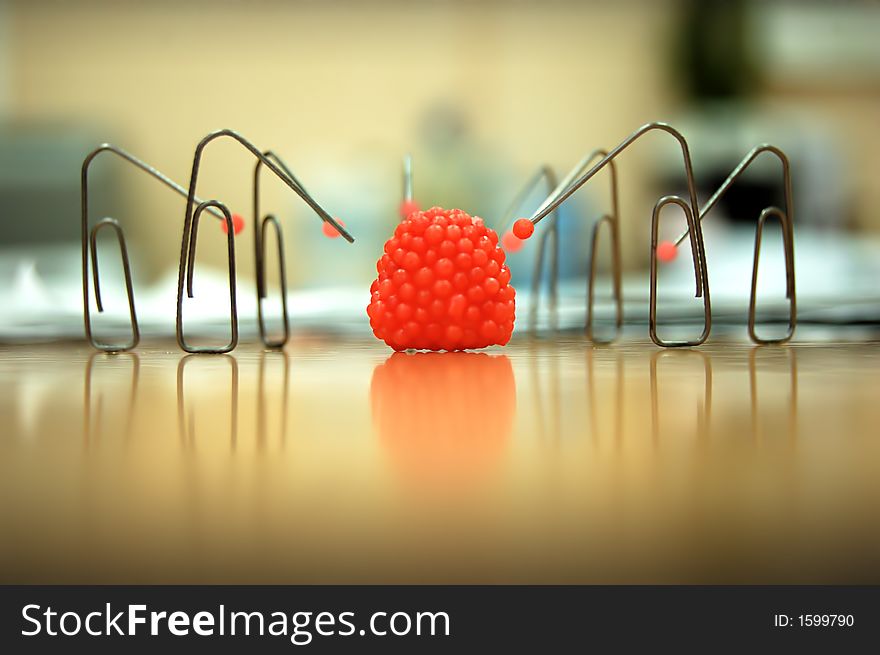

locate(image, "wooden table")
(1, 336), (879, 583)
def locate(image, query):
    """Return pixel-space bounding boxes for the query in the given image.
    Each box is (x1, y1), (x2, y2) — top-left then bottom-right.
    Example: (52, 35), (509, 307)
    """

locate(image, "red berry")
(220, 213), (246, 236)
(368, 207), (516, 350)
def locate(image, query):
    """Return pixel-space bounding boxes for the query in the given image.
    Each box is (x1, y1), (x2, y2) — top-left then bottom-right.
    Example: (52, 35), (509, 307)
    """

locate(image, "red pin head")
(656, 240), (678, 263)
(512, 218), (534, 240)
(501, 231), (524, 252)
(399, 199), (421, 219)
(322, 218), (346, 239)
(220, 213), (245, 236)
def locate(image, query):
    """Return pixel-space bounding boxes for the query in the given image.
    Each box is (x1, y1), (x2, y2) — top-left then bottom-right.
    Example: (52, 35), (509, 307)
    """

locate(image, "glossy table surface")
(1, 335), (879, 583)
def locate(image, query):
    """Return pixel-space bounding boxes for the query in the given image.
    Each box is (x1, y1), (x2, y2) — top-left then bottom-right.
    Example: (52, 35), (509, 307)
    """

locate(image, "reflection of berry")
(370, 351), (515, 491)
(367, 207), (516, 351)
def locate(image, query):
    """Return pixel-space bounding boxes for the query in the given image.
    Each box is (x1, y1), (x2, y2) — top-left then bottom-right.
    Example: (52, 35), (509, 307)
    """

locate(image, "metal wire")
(253, 150), (328, 348)
(651, 196), (712, 346)
(179, 200), (239, 354)
(534, 136), (796, 346)
(496, 166), (562, 330)
(176, 129), (354, 354)
(550, 150), (623, 344)
(81, 144), (224, 352)
(403, 153), (413, 203)
(671, 145), (797, 344)
(527, 123), (711, 347)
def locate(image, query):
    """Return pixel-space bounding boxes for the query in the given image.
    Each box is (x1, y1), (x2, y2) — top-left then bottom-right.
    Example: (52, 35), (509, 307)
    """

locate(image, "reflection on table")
(0, 336), (878, 583)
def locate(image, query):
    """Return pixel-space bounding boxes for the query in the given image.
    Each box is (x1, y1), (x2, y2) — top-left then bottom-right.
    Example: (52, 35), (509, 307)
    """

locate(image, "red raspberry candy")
(367, 207), (515, 351)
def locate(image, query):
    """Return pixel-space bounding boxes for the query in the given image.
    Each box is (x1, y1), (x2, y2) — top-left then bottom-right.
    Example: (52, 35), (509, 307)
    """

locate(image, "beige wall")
(764, 85), (880, 231)
(5, 0), (676, 281)
(6, 0), (878, 286)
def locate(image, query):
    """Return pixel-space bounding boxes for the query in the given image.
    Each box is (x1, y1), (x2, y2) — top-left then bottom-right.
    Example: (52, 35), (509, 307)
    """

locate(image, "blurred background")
(0, 0), (879, 339)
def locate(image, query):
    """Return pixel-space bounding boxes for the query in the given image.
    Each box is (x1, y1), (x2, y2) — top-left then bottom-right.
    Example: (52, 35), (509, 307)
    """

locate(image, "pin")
(253, 150), (345, 348)
(174, 129), (354, 354)
(519, 126), (796, 346)
(668, 145), (796, 344)
(522, 151), (624, 343)
(399, 153), (420, 218)
(517, 123), (710, 348)
(83, 133), (355, 355)
(495, 166), (561, 328)
(81, 144), (227, 352)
